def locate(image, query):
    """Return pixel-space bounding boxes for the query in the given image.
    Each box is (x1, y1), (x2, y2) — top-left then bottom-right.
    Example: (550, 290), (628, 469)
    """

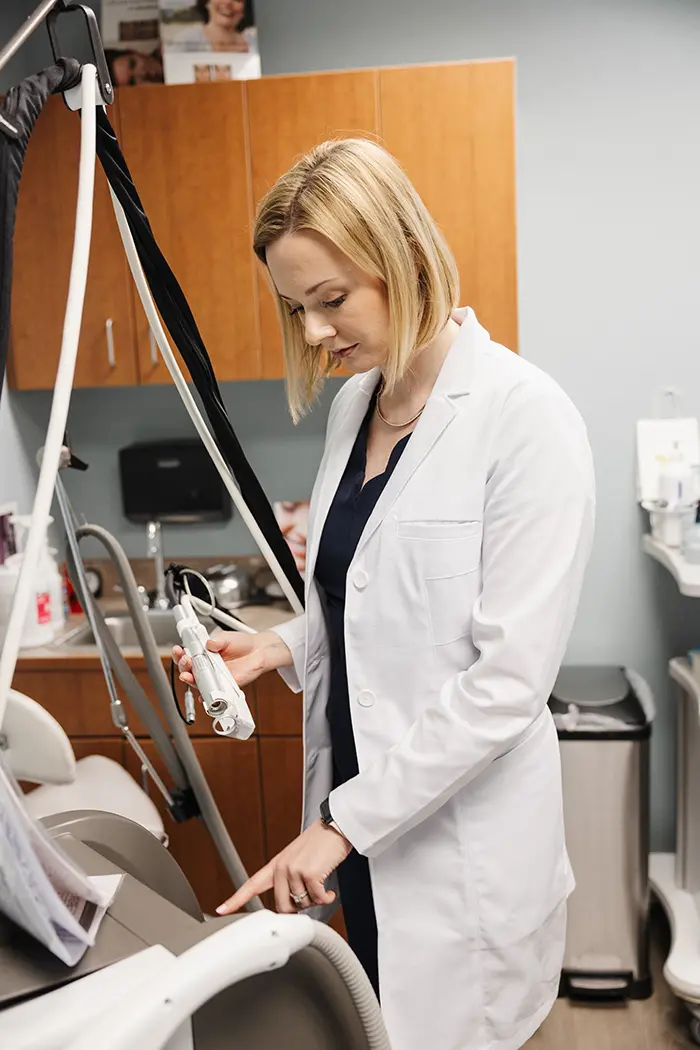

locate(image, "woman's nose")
(304, 312), (335, 347)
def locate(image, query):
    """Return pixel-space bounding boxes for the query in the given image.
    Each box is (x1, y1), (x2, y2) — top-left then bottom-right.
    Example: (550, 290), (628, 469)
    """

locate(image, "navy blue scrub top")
(313, 388), (412, 999)
(315, 387), (412, 788)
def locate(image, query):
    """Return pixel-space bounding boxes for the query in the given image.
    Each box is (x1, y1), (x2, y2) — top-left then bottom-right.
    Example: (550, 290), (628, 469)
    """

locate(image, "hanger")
(0, 0), (113, 139)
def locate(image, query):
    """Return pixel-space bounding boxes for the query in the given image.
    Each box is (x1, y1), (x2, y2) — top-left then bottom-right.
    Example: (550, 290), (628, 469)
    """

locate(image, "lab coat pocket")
(397, 520), (481, 645)
(482, 899), (566, 1040)
(466, 714), (569, 949)
(397, 520), (482, 542)
(424, 569), (478, 646)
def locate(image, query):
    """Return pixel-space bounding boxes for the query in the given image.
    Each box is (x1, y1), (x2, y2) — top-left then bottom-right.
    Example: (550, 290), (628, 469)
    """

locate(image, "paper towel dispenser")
(119, 440), (232, 524)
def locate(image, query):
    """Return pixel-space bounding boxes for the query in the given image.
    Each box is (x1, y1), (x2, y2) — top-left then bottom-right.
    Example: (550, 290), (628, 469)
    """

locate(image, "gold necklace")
(376, 381), (427, 429)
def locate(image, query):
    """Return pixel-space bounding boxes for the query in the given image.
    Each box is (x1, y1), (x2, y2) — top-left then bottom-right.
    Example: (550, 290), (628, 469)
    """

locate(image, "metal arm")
(0, 1), (113, 111)
(0, 0), (60, 75)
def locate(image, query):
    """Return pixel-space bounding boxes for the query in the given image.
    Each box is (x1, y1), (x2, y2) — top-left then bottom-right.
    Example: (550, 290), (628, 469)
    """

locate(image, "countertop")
(15, 599), (298, 668)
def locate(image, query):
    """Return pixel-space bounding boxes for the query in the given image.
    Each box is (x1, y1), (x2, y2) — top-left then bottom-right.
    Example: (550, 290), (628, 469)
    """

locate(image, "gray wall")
(2, 0), (700, 848)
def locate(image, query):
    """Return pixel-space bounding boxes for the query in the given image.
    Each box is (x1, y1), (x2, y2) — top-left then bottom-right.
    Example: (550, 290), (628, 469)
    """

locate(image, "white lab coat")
(272, 308), (595, 1050)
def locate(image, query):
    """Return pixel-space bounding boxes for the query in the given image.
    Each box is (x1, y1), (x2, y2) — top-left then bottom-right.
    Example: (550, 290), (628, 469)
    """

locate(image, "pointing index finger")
(216, 863), (273, 915)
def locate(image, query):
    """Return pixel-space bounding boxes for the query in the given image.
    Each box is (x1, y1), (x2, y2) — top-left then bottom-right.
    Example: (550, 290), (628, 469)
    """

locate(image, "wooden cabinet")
(71, 737), (126, 765)
(259, 735), (303, 861)
(9, 61), (516, 387)
(379, 61), (518, 352)
(255, 669), (302, 736)
(246, 72), (380, 377)
(124, 737), (265, 914)
(116, 83), (260, 384)
(13, 661), (166, 738)
(9, 96), (138, 390)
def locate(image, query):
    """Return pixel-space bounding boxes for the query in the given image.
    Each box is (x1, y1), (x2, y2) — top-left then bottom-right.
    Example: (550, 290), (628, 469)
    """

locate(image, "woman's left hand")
(216, 819), (353, 915)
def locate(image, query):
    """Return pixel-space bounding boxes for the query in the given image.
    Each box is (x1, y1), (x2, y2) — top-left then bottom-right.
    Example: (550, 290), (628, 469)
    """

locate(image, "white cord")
(175, 567), (257, 635)
(0, 67), (97, 728)
(181, 567), (214, 605)
(108, 187), (304, 618)
(190, 595), (257, 635)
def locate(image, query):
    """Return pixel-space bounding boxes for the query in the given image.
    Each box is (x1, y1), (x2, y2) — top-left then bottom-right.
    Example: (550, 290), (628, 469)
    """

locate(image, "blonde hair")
(253, 138), (459, 421)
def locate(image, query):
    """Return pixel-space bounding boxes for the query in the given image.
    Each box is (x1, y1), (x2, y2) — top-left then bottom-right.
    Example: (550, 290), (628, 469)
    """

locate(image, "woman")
(104, 47), (163, 87)
(174, 139), (595, 1050)
(174, 0), (257, 53)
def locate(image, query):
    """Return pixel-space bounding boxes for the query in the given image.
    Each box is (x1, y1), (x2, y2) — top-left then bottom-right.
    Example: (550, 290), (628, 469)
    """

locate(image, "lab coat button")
(353, 569), (369, 590)
(357, 690), (375, 708)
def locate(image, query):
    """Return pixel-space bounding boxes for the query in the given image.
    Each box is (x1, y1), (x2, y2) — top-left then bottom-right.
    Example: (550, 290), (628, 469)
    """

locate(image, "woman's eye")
(288, 305), (303, 317)
(322, 295), (347, 309)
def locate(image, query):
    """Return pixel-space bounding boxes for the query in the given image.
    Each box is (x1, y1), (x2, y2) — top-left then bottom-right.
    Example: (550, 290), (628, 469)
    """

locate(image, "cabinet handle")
(149, 329), (158, 366)
(105, 318), (115, 368)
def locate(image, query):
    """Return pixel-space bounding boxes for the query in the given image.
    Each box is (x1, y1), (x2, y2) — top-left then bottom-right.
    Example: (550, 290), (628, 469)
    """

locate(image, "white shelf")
(650, 852), (700, 1006)
(642, 534), (700, 598)
(670, 657), (700, 722)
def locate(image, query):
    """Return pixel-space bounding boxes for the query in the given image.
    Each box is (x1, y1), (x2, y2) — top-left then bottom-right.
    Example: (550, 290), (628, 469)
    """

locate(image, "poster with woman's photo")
(158, 0), (260, 84)
(101, 0), (165, 87)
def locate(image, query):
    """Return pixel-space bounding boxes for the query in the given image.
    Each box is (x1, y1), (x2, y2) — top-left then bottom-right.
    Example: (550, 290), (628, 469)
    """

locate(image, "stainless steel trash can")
(549, 665), (653, 1001)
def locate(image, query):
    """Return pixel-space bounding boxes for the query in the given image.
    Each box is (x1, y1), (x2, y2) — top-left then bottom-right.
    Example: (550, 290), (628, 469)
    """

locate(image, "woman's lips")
(331, 343), (358, 359)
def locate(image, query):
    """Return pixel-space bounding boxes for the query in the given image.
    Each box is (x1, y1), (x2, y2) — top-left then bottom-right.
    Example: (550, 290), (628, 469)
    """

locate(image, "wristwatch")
(320, 797), (344, 836)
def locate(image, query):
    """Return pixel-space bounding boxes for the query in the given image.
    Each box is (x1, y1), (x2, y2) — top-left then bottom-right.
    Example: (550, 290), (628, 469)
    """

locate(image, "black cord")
(169, 653), (192, 726)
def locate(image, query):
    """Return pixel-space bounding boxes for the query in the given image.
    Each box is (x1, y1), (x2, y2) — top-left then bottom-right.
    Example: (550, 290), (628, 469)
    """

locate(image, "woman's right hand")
(172, 629), (293, 690)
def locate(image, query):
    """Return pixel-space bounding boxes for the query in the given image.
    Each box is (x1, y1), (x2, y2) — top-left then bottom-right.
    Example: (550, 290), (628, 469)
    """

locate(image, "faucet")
(146, 520), (170, 610)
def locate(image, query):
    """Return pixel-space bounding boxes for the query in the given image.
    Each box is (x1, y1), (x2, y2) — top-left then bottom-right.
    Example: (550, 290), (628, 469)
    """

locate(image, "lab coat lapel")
(305, 369), (379, 586)
(354, 310), (479, 559)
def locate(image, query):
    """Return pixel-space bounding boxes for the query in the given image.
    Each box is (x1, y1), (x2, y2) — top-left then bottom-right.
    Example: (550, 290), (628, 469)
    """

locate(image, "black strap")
(0, 59), (82, 401)
(95, 109), (305, 607)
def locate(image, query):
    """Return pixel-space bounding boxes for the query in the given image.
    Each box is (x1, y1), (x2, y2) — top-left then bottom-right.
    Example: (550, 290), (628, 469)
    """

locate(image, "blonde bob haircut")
(253, 138), (459, 421)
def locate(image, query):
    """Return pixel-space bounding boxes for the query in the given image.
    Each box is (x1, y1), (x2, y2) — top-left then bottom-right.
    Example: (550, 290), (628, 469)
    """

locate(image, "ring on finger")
(290, 889), (309, 907)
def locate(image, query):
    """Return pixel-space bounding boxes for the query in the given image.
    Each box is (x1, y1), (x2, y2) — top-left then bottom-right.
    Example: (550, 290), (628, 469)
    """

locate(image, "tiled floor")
(526, 909), (696, 1049)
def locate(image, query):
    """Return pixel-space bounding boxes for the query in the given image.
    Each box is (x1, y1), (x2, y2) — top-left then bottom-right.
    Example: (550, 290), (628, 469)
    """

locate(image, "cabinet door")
(247, 71), (380, 377)
(379, 61), (518, 352)
(255, 671), (302, 736)
(71, 737), (126, 765)
(12, 665), (165, 739)
(259, 736), (303, 861)
(125, 736), (265, 914)
(116, 83), (260, 384)
(9, 96), (138, 390)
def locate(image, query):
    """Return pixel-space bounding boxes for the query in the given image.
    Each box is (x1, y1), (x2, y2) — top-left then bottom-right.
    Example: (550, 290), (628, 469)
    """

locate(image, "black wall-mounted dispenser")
(119, 440), (232, 524)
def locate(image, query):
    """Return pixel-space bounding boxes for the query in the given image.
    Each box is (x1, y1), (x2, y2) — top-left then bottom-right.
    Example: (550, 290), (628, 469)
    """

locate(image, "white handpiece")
(172, 596), (255, 740)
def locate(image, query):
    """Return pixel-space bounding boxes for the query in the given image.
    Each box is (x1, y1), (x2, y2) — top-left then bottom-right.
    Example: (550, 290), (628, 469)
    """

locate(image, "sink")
(60, 610), (212, 649)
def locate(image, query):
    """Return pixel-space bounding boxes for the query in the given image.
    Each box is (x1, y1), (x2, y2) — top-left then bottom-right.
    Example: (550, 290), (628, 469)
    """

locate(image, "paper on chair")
(0, 757), (122, 966)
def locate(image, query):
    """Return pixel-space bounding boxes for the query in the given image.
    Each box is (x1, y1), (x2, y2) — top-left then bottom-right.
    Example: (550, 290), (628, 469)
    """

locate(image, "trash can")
(549, 665), (653, 1001)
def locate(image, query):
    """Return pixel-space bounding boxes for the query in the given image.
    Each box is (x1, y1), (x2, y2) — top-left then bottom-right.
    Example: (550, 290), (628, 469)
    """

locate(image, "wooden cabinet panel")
(116, 83), (260, 383)
(11, 661), (259, 744)
(71, 737), (126, 766)
(379, 60), (518, 353)
(246, 71), (380, 377)
(12, 667), (164, 738)
(255, 671), (302, 736)
(12, 669), (118, 737)
(125, 736), (265, 913)
(259, 736), (303, 861)
(9, 97), (138, 390)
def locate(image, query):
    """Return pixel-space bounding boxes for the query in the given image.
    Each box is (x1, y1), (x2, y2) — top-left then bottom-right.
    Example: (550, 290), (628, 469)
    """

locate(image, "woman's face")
(112, 51), (163, 86)
(266, 230), (391, 375)
(275, 501), (309, 572)
(207, 0), (245, 29)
